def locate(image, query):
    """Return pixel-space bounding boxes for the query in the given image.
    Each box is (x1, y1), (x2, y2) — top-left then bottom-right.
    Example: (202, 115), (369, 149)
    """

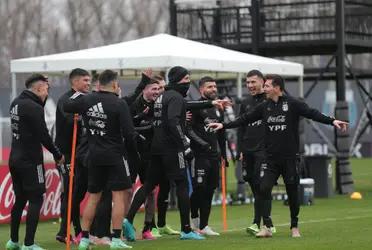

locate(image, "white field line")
(216, 214), (372, 233)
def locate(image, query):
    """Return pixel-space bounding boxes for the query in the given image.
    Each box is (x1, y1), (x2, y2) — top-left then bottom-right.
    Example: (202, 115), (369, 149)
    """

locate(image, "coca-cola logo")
(0, 165), (62, 223)
(267, 115), (286, 123)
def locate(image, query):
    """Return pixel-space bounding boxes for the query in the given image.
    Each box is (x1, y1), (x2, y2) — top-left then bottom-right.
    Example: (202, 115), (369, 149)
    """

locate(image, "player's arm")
(185, 112), (210, 150)
(118, 99), (138, 147)
(295, 99), (348, 131)
(186, 99), (232, 110)
(30, 105), (63, 163)
(236, 100), (247, 157)
(123, 71), (152, 105)
(63, 92), (87, 114)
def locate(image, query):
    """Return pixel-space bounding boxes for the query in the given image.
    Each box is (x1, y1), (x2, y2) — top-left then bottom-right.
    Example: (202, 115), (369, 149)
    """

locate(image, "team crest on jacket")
(282, 102), (288, 111)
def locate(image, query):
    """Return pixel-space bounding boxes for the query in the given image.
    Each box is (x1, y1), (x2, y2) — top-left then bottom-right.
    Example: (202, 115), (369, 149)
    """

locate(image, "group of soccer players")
(6, 66), (348, 250)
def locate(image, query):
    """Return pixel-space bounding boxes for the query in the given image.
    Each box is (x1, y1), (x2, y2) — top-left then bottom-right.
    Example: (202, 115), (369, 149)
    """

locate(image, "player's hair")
(265, 74), (285, 91)
(199, 76), (215, 87)
(25, 74), (48, 88)
(246, 70), (265, 80)
(69, 68), (90, 82)
(98, 70), (118, 86)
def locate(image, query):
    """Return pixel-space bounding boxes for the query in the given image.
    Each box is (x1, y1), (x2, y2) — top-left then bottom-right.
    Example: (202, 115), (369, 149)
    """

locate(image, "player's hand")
(212, 99), (232, 110)
(56, 155), (65, 166)
(143, 68), (153, 78)
(333, 120), (348, 132)
(142, 106), (150, 114)
(207, 122), (224, 131)
(186, 111), (192, 122)
(239, 152), (243, 161)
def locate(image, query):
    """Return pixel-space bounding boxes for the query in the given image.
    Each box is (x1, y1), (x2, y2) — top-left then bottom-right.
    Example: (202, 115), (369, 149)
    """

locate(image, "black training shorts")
(9, 163), (46, 196)
(88, 159), (132, 193)
(191, 156), (220, 189)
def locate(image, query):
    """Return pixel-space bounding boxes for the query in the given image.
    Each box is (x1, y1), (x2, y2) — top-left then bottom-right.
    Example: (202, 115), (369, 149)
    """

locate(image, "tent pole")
(11, 73), (17, 101)
(237, 73), (243, 99)
(299, 75), (304, 98)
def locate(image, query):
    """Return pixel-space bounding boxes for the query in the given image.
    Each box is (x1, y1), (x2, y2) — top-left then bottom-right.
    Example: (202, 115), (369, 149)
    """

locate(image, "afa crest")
(282, 102), (288, 111)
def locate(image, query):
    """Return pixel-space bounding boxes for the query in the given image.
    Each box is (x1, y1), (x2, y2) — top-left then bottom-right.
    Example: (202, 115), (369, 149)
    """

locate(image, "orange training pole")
(221, 158), (228, 231)
(66, 114), (79, 250)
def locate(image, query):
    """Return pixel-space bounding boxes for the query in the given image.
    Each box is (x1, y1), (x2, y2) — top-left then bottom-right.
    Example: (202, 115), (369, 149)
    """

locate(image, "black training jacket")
(64, 91), (137, 166)
(187, 97), (227, 159)
(55, 89), (83, 161)
(237, 93), (266, 153)
(9, 90), (62, 166)
(151, 89), (187, 154)
(130, 95), (154, 154)
(224, 95), (335, 158)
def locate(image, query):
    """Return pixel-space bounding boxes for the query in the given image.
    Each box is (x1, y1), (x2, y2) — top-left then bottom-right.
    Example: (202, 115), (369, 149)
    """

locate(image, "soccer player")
(64, 70), (136, 249)
(6, 74), (64, 250)
(188, 76), (227, 236)
(237, 70), (275, 235)
(55, 68), (91, 243)
(123, 66), (206, 241)
(208, 74), (348, 238)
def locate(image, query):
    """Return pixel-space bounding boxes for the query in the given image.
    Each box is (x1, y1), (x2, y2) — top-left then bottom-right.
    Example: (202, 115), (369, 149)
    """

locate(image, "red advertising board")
(0, 163), (62, 224)
(0, 162), (145, 224)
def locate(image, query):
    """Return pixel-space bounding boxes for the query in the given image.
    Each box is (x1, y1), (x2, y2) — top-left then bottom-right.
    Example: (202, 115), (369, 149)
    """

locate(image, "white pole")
(299, 75), (304, 98)
(237, 73), (243, 99)
(11, 73), (17, 101)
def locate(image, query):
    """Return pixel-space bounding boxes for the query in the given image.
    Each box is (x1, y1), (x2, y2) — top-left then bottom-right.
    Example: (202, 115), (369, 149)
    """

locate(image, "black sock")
(113, 229), (121, 238)
(143, 221), (152, 232)
(10, 195), (27, 243)
(150, 217), (156, 229)
(24, 195), (43, 246)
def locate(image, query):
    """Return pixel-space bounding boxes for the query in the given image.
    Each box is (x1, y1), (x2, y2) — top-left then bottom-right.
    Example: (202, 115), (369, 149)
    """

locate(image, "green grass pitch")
(1, 158), (371, 249)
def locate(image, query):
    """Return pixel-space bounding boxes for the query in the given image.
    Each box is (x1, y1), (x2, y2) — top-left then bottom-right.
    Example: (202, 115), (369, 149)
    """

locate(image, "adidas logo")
(10, 104), (20, 121)
(87, 102), (107, 119)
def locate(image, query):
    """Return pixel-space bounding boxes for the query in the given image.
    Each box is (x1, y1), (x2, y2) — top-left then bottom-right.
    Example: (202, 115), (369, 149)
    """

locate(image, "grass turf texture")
(1, 158), (371, 250)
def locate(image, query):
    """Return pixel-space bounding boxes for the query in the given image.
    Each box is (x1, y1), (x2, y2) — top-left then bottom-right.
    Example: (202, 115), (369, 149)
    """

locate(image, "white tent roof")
(10, 33), (303, 76)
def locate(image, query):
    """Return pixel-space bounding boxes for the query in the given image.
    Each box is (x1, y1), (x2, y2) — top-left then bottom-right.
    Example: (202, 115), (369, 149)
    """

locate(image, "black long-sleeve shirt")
(187, 97), (227, 159)
(64, 91), (137, 166)
(224, 95), (335, 158)
(237, 93), (266, 153)
(9, 90), (62, 166)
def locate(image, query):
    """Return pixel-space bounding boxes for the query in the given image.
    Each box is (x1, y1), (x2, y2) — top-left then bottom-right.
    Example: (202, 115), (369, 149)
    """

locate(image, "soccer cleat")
(151, 227), (162, 238)
(55, 234), (74, 244)
(200, 226), (220, 236)
(256, 226), (272, 238)
(110, 238), (132, 249)
(123, 219), (136, 242)
(291, 227), (301, 238)
(191, 217), (200, 230)
(142, 230), (156, 240)
(21, 244), (46, 250)
(158, 225), (180, 235)
(180, 231), (205, 240)
(5, 240), (21, 250)
(78, 237), (91, 250)
(246, 223), (260, 236)
(74, 232), (83, 244)
(94, 237), (112, 245)
(270, 226), (277, 234)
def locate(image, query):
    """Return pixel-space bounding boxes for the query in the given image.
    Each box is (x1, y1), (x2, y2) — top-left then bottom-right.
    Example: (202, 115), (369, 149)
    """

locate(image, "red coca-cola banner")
(0, 163), (145, 224)
(0, 163), (63, 224)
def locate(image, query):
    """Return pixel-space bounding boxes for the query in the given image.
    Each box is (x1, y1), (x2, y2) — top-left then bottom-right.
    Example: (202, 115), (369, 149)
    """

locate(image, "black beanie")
(168, 66), (189, 85)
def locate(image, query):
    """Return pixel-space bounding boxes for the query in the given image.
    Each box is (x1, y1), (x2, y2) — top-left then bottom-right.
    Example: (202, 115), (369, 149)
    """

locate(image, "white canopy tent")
(10, 33), (304, 99)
